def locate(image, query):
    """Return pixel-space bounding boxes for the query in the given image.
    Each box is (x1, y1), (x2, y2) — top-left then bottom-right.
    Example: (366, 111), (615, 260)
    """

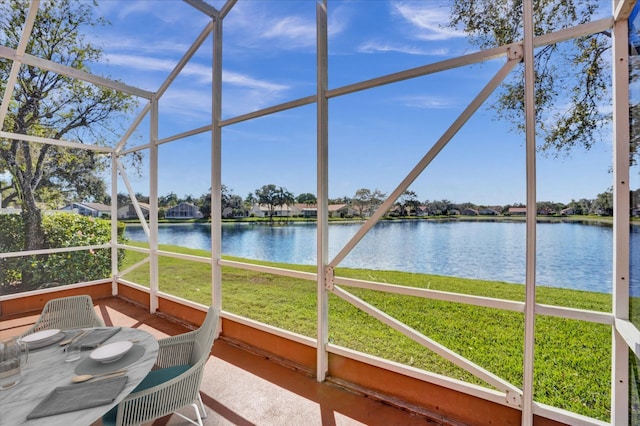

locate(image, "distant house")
(60, 202), (111, 218)
(508, 207), (527, 216)
(295, 203), (317, 218)
(448, 209), (460, 216)
(250, 203), (297, 218)
(328, 203), (350, 218)
(461, 208), (478, 216)
(560, 207), (575, 216)
(479, 208), (499, 216)
(632, 206), (640, 217)
(117, 202), (150, 220)
(165, 202), (203, 219)
(537, 207), (555, 216)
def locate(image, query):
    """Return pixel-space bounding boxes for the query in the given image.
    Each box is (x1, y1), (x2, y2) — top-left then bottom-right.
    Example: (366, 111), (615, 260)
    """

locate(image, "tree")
(274, 186), (294, 218)
(0, 0), (136, 255)
(244, 192), (256, 208)
(351, 188), (387, 217)
(159, 192), (179, 208)
(255, 184), (280, 220)
(352, 188), (372, 217)
(398, 190), (419, 216)
(593, 189), (613, 215)
(226, 194), (245, 218)
(296, 192), (317, 205)
(448, 0), (627, 162)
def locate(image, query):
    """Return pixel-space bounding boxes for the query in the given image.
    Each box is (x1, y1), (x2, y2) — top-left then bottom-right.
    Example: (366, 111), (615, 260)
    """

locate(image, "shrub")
(0, 213), (126, 294)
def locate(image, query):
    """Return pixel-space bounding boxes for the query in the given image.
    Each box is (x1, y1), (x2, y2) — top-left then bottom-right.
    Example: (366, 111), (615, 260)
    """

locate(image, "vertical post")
(149, 97), (159, 313)
(212, 14), (223, 313)
(521, 1), (537, 424)
(611, 8), (631, 423)
(316, 0), (329, 382)
(110, 153), (118, 296)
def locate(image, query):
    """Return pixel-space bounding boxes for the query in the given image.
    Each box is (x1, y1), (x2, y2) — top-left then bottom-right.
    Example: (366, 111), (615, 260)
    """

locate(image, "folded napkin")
(77, 327), (122, 349)
(26, 376), (128, 420)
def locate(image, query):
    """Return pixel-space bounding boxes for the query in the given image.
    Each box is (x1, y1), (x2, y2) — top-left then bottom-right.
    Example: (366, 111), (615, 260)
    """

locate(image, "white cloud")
(358, 41), (449, 56)
(263, 16), (316, 47)
(223, 71), (289, 93)
(391, 1), (466, 41)
(115, 1), (153, 21)
(103, 53), (288, 96)
(105, 54), (177, 73)
(91, 34), (195, 56)
(399, 95), (455, 109)
(223, 2), (318, 51)
(159, 89), (211, 119)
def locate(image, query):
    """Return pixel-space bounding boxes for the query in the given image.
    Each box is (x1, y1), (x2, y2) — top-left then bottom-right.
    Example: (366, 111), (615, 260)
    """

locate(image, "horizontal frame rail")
(0, 244), (110, 259)
(331, 284), (523, 400)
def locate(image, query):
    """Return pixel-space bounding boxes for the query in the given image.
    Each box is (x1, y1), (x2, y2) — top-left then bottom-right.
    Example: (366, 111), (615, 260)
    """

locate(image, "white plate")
(90, 341), (133, 363)
(21, 329), (61, 343)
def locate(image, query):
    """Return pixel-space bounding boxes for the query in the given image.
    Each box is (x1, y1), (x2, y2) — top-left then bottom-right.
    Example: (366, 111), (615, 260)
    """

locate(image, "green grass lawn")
(121, 242), (613, 421)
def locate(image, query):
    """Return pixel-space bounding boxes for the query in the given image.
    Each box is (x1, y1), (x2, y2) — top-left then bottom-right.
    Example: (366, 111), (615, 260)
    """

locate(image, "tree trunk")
(20, 185), (47, 288)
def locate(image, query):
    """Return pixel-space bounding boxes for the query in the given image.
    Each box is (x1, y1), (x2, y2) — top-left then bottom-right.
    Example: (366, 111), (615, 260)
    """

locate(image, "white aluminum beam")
(328, 18), (613, 100)
(219, 259), (316, 281)
(0, 0), (39, 127)
(211, 15), (223, 313)
(0, 46), (153, 99)
(219, 0), (237, 19)
(110, 154), (119, 295)
(532, 401), (609, 426)
(149, 98), (159, 313)
(115, 103), (151, 153)
(217, 19), (612, 131)
(316, 0), (330, 383)
(157, 21), (214, 98)
(332, 284), (523, 399)
(611, 6), (632, 424)
(535, 304), (613, 325)
(219, 96), (316, 127)
(0, 131), (113, 153)
(334, 275), (526, 313)
(328, 343), (510, 408)
(119, 122), (212, 156)
(183, 0), (219, 18)
(615, 318), (640, 358)
(614, 0), (637, 20)
(0, 244), (110, 259)
(522, 0), (537, 424)
(119, 143), (151, 157)
(157, 125), (211, 146)
(157, 249), (212, 264)
(116, 256), (150, 280)
(330, 56), (521, 268)
(115, 157), (151, 237)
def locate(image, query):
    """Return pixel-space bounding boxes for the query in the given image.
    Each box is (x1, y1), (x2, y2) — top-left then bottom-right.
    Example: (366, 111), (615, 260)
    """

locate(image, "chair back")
(23, 295), (104, 336)
(191, 305), (219, 365)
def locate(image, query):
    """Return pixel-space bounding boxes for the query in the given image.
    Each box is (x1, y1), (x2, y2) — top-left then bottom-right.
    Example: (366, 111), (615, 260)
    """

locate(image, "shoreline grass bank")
(121, 242), (615, 421)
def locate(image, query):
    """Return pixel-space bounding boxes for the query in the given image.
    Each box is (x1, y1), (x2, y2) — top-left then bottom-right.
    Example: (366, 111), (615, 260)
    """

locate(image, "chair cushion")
(102, 364), (191, 426)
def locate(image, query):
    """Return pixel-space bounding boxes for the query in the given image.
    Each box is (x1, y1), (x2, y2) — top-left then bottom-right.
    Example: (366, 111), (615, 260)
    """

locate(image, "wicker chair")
(21, 295), (104, 336)
(102, 305), (220, 426)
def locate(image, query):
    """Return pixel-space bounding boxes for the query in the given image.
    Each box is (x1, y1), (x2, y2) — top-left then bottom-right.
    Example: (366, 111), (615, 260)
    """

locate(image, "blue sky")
(85, 0), (629, 206)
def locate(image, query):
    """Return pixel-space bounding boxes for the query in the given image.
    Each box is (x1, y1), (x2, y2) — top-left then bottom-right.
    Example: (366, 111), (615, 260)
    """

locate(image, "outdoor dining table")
(0, 326), (159, 425)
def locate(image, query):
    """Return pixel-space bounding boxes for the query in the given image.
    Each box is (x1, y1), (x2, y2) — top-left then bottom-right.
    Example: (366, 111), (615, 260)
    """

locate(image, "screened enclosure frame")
(0, 0), (638, 425)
